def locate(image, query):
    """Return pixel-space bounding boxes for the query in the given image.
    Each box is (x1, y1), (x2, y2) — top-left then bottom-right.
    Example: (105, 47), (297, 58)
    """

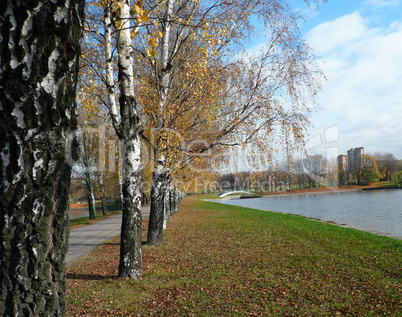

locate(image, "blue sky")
(289, 0), (402, 159)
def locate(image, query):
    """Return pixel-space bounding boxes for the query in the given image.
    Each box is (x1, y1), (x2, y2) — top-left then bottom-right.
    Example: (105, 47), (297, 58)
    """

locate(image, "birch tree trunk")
(118, 138), (142, 279)
(82, 126), (96, 219)
(164, 185), (172, 226)
(0, 0), (84, 315)
(147, 157), (169, 245)
(99, 173), (108, 215)
(147, 0), (174, 245)
(113, 1), (143, 279)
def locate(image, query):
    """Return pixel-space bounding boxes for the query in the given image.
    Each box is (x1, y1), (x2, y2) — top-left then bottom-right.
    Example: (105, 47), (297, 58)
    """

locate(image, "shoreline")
(209, 188), (363, 201)
(208, 187), (402, 241)
(216, 201), (402, 241)
(213, 185), (401, 200)
(282, 211), (402, 241)
(260, 187), (363, 198)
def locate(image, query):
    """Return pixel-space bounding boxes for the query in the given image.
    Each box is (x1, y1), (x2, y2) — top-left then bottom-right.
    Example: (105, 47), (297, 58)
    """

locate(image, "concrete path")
(66, 206), (150, 266)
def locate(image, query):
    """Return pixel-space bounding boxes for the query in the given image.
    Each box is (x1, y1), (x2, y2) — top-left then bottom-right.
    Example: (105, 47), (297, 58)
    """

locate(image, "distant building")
(337, 155), (347, 171)
(347, 149), (355, 173)
(347, 147), (365, 174)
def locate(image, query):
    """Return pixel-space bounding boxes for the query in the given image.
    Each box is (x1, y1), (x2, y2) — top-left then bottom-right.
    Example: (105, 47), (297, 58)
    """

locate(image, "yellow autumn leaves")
(80, 0), (324, 188)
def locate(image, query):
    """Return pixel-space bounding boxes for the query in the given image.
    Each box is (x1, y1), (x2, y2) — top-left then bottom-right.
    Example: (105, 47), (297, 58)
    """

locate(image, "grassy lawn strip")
(66, 197), (402, 316)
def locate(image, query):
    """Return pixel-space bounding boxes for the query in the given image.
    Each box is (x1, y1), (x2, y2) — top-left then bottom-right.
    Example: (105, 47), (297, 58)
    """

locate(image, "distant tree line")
(212, 152), (402, 193)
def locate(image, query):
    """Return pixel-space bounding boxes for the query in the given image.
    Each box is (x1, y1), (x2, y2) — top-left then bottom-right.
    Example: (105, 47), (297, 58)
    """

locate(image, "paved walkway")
(66, 206), (150, 266)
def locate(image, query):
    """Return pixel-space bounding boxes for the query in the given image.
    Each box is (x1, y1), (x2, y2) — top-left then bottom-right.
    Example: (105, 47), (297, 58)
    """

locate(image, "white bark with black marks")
(112, 0), (143, 279)
(0, 0), (84, 315)
(104, 4), (120, 133)
(148, 156), (170, 245)
(118, 138), (142, 279)
(147, 0), (175, 245)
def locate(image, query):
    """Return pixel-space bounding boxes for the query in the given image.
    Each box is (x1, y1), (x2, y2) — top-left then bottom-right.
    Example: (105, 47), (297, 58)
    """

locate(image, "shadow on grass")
(67, 272), (116, 280)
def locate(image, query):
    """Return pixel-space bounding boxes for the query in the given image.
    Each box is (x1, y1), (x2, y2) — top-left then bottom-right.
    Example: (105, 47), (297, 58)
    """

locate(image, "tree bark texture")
(145, 0), (174, 245)
(0, 0), (84, 315)
(147, 167), (169, 245)
(118, 139), (142, 279)
(115, 0), (143, 279)
(100, 181), (108, 216)
(85, 178), (96, 219)
(82, 127), (96, 219)
(164, 186), (171, 228)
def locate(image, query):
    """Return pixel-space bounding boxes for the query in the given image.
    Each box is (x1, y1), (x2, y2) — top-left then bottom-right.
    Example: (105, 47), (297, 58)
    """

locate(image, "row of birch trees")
(0, 0), (325, 315)
(78, 0), (325, 279)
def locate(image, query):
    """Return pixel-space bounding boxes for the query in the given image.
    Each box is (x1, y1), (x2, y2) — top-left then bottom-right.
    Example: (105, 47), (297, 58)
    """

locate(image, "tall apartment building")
(347, 147), (365, 174)
(337, 155), (347, 171)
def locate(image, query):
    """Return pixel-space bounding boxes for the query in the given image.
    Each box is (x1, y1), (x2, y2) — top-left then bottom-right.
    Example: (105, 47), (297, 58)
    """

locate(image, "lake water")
(214, 189), (402, 238)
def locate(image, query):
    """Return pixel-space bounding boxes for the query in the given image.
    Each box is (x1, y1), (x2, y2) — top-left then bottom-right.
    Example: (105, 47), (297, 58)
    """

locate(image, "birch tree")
(134, 0), (325, 244)
(81, 125), (97, 219)
(79, 0), (326, 249)
(103, 0), (145, 279)
(0, 0), (84, 315)
(137, 0), (249, 244)
(77, 0), (153, 278)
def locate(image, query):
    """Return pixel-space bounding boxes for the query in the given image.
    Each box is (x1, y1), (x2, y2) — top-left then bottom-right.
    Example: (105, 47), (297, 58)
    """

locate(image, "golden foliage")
(79, 0), (325, 190)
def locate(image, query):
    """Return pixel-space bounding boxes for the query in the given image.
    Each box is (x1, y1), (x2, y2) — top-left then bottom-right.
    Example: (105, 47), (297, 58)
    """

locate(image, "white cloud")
(306, 12), (370, 55)
(305, 12), (402, 158)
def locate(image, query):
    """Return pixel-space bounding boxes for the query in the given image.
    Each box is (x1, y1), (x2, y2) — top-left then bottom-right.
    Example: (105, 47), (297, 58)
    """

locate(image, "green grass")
(189, 193), (221, 199)
(66, 197), (402, 316)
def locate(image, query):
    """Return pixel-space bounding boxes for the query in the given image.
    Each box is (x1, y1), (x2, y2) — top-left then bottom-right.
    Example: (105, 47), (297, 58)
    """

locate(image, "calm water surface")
(215, 190), (402, 237)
